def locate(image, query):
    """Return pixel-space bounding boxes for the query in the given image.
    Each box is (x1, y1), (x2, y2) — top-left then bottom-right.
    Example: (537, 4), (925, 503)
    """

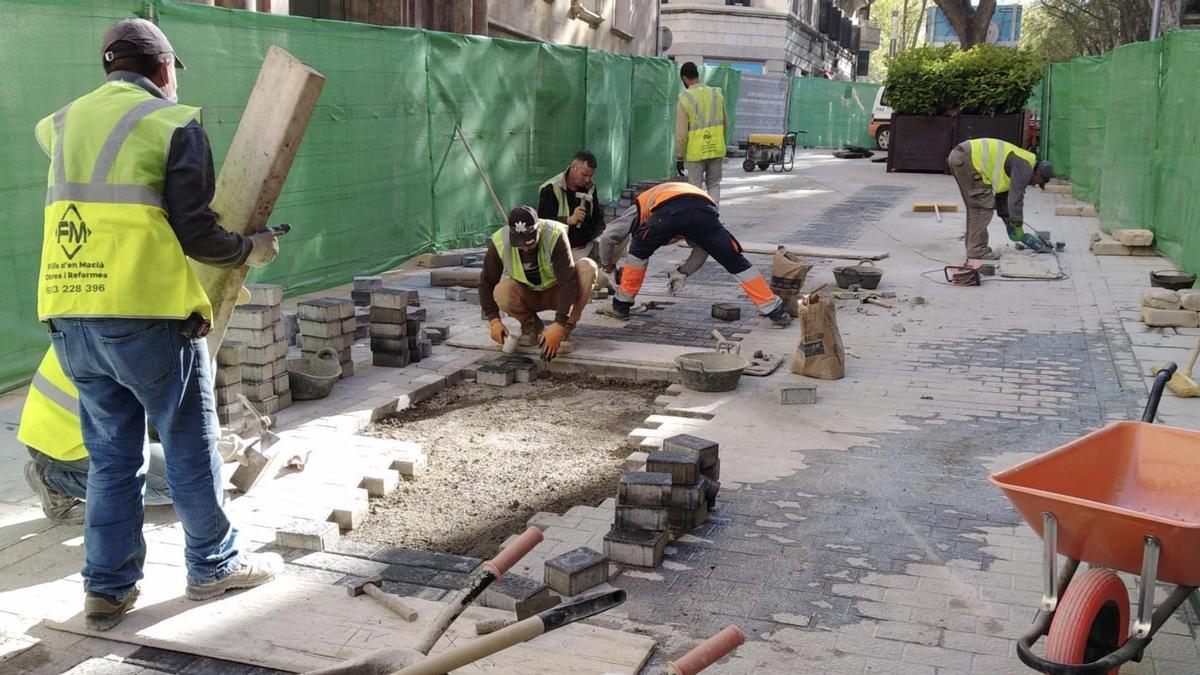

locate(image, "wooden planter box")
(887, 114), (955, 173)
(888, 112), (1026, 174)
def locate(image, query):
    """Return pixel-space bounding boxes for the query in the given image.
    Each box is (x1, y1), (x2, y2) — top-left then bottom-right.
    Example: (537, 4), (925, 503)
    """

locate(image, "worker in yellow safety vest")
(537, 150), (604, 259)
(946, 137), (1054, 260)
(35, 18), (282, 630)
(597, 182), (791, 327)
(19, 348), (173, 525)
(675, 62), (729, 204)
(478, 206), (597, 361)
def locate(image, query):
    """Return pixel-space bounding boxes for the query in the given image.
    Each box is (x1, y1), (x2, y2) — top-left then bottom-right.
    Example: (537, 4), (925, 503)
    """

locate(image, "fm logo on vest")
(56, 204), (90, 260)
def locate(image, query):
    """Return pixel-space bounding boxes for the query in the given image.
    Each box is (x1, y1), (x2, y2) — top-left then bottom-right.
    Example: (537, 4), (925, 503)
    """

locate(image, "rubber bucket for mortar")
(287, 347), (342, 400)
(833, 260), (883, 290)
(675, 351), (748, 392)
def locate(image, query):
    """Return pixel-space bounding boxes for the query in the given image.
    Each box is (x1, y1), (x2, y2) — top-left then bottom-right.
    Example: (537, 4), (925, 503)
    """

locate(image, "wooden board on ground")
(713, 241), (889, 261)
(45, 577), (653, 674)
(999, 252), (1063, 280)
(912, 202), (958, 212)
(197, 46), (325, 355)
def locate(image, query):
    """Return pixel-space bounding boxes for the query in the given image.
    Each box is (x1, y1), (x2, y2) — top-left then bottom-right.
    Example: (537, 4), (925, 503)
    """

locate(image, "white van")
(868, 87), (893, 150)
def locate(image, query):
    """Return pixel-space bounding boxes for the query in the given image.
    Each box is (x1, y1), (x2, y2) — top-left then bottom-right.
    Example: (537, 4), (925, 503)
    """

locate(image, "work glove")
(488, 317), (509, 345)
(676, 160), (686, 176)
(667, 269), (688, 296)
(539, 322), (568, 361)
(1003, 219), (1025, 242)
(568, 205), (587, 226)
(245, 230), (281, 268)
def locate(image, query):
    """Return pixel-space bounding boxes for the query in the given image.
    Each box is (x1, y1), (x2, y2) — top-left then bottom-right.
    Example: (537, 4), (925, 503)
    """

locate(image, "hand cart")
(989, 363), (1200, 673)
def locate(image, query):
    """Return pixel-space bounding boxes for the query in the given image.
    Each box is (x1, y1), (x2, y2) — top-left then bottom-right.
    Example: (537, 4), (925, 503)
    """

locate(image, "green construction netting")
(1153, 31), (1200, 271)
(1098, 41), (1159, 237)
(628, 57), (677, 184)
(0, 0), (146, 392)
(1045, 62), (1073, 175)
(159, 2), (436, 292)
(787, 77), (880, 149)
(1065, 55), (1110, 205)
(584, 51), (633, 203)
(700, 64), (740, 137)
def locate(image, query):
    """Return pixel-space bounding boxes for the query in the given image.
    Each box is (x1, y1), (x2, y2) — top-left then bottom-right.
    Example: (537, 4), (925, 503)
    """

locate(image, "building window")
(613, 0), (634, 37)
(726, 0), (750, 6)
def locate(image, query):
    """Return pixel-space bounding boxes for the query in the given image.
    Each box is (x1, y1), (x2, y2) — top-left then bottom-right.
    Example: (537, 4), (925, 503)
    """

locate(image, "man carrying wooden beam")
(33, 19), (283, 632)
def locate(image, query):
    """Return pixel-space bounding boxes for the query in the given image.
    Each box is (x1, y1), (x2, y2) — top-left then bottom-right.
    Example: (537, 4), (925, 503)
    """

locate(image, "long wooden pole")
(191, 46), (324, 355)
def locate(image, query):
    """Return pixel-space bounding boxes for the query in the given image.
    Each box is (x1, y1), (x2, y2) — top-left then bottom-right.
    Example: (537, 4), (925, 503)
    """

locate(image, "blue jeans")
(49, 318), (241, 598)
(29, 443), (173, 507)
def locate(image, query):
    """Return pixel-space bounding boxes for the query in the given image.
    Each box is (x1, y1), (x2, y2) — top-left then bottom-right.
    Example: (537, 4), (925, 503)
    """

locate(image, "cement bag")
(790, 293), (844, 380)
(770, 246), (813, 317)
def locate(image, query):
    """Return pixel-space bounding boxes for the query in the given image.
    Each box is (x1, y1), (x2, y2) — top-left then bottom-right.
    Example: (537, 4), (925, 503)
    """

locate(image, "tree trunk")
(912, 0), (929, 47)
(933, 0), (997, 48)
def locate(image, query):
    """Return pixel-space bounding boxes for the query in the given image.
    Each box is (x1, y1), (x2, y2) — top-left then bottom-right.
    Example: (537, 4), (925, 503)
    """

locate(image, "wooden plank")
(999, 252), (1063, 280)
(194, 46), (325, 355)
(43, 577), (653, 674)
(692, 241), (888, 261)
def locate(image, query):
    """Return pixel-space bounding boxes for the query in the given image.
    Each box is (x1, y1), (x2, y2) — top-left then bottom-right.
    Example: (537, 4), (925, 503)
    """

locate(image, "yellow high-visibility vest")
(35, 80), (212, 321)
(539, 171), (595, 222)
(491, 220), (567, 291)
(678, 85), (727, 162)
(968, 138), (1037, 194)
(17, 348), (86, 462)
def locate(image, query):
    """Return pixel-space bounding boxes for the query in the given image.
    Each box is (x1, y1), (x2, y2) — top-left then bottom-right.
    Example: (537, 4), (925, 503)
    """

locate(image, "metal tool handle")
(666, 625), (746, 675)
(1142, 362), (1178, 423)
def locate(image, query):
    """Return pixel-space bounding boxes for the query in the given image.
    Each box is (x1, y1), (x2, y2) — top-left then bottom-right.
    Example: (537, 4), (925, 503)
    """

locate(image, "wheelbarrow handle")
(1142, 362), (1178, 423)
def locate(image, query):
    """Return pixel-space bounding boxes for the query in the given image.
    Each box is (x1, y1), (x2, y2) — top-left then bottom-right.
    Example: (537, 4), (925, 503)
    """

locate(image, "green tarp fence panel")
(786, 77), (880, 149)
(584, 50), (633, 203)
(627, 57), (677, 185)
(159, 2), (436, 293)
(1042, 31), (1200, 275)
(1153, 31), (1200, 272)
(1097, 41), (1159, 238)
(0, 0), (146, 392)
(1065, 55), (1110, 205)
(0, 0), (690, 392)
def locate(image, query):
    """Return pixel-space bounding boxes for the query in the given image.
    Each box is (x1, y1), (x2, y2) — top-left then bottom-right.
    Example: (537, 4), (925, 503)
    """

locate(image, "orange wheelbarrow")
(990, 363), (1200, 673)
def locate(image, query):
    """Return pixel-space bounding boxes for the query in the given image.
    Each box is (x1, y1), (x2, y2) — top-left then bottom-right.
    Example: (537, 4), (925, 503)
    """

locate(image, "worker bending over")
(676, 62), (728, 203)
(538, 150), (605, 260)
(598, 182), (791, 327)
(947, 137), (1053, 260)
(479, 206), (597, 360)
(20, 349), (172, 524)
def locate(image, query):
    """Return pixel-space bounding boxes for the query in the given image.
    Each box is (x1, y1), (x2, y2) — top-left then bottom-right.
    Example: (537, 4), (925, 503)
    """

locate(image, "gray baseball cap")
(102, 18), (186, 70)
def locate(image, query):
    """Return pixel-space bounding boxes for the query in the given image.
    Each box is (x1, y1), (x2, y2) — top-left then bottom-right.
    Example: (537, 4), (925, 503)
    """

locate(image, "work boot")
(766, 306), (793, 328)
(968, 249), (1001, 261)
(23, 461), (84, 524)
(85, 586), (139, 631)
(185, 552), (283, 601)
(517, 316), (545, 347)
(597, 298), (632, 320)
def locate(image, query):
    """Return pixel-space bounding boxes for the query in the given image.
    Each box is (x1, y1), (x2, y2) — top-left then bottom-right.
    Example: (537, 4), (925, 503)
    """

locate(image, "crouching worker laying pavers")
(947, 137), (1053, 260)
(479, 206), (597, 361)
(596, 182), (792, 327)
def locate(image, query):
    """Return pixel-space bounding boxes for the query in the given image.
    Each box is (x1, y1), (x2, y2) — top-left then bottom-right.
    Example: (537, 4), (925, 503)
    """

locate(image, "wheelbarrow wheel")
(1045, 568), (1129, 675)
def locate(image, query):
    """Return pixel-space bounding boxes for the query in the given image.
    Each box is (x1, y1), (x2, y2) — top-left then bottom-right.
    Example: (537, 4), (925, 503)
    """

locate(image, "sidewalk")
(1, 151), (1197, 674)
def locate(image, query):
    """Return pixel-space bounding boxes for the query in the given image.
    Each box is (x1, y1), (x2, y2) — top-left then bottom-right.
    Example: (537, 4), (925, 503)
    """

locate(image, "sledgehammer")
(346, 576), (418, 622)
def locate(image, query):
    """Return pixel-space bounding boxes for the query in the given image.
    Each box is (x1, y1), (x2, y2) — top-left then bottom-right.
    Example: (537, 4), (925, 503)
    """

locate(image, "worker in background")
(19, 348), (172, 524)
(947, 137), (1053, 260)
(35, 19), (282, 631)
(479, 206), (597, 361)
(676, 61), (729, 204)
(597, 182), (792, 328)
(538, 150), (605, 260)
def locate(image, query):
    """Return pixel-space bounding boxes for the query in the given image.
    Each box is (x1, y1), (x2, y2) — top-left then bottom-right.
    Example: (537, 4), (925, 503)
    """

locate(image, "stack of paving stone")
(215, 342), (247, 428)
(1140, 287), (1200, 328)
(368, 287), (421, 367)
(225, 283), (291, 415)
(351, 275), (381, 307)
(476, 356), (539, 387)
(297, 296), (357, 379)
(1090, 229), (1156, 256)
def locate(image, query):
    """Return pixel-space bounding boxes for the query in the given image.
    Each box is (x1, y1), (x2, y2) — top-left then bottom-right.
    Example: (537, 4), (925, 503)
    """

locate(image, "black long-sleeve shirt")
(537, 183), (605, 249)
(108, 71), (252, 268)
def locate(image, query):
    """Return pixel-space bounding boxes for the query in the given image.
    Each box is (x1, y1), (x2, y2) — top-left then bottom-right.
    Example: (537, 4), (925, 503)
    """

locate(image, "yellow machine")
(742, 131), (800, 172)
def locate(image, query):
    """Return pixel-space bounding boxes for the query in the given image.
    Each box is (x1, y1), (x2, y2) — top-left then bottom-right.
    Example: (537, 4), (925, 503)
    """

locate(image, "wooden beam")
(682, 241), (889, 261)
(191, 46), (324, 355)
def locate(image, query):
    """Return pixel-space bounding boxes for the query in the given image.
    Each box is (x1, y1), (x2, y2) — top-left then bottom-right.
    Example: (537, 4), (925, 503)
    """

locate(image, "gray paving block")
(544, 546), (609, 597)
(276, 519), (339, 551)
(618, 471), (672, 507)
(646, 449), (701, 485)
(246, 283), (283, 307)
(603, 527), (668, 568)
(662, 434), (719, 468)
(616, 505), (669, 531)
(778, 383), (818, 405)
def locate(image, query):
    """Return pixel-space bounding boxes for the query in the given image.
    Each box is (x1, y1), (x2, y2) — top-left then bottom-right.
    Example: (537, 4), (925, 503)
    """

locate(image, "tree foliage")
(884, 44), (1043, 116)
(1020, 0), (1152, 61)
